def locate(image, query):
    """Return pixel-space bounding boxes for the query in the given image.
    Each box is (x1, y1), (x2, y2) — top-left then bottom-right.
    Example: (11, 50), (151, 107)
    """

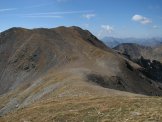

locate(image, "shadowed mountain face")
(114, 43), (162, 63)
(136, 57), (162, 83)
(1, 26), (162, 116)
(114, 43), (162, 84)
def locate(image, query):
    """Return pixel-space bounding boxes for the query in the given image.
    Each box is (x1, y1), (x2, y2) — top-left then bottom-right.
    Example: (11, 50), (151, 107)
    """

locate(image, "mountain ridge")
(1, 26), (162, 117)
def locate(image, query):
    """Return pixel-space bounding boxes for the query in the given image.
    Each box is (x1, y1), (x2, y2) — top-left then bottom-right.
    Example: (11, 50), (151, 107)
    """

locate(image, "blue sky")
(0, 0), (162, 38)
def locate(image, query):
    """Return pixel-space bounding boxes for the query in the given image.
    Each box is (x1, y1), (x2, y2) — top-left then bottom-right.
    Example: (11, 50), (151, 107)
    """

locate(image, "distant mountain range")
(102, 37), (162, 48)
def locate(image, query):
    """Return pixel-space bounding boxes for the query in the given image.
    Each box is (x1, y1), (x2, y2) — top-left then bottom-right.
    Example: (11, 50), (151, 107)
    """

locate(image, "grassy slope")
(1, 96), (162, 122)
(1, 27), (162, 122)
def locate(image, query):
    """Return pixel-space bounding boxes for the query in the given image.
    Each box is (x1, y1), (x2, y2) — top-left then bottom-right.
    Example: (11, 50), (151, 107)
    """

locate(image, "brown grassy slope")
(1, 96), (162, 122)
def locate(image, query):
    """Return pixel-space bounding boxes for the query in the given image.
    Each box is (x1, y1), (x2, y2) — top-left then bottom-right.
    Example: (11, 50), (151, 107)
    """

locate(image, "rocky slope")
(114, 43), (162, 84)
(114, 43), (162, 63)
(113, 43), (152, 61)
(0, 26), (162, 118)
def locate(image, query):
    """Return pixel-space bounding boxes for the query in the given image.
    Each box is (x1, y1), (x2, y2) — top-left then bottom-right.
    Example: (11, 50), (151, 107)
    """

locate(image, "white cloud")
(98, 25), (114, 37)
(82, 14), (95, 19)
(101, 25), (114, 33)
(20, 10), (94, 19)
(24, 15), (62, 18)
(132, 14), (152, 24)
(0, 8), (17, 12)
(82, 23), (90, 28)
(23, 10), (93, 16)
(20, 10), (93, 18)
